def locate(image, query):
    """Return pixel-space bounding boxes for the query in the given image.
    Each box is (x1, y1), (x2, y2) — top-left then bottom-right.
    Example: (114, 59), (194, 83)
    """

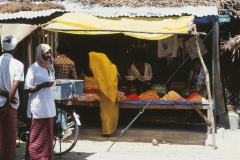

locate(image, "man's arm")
(0, 80), (20, 116)
(190, 73), (197, 85)
(71, 64), (78, 79)
(0, 88), (18, 104)
(24, 82), (54, 94)
(0, 88), (8, 98)
(7, 80), (20, 105)
(190, 68), (198, 85)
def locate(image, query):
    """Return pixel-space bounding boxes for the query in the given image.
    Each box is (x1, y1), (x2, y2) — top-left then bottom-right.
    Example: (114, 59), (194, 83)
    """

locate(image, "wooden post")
(27, 34), (33, 66)
(193, 25), (216, 149)
(55, 32), (59, 56)
(192, 105), (211, 125)
(213, 19), (225, 115)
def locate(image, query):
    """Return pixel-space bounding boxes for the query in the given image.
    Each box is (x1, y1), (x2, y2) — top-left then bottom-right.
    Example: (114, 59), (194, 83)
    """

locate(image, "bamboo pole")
(193, 25), (216, 150)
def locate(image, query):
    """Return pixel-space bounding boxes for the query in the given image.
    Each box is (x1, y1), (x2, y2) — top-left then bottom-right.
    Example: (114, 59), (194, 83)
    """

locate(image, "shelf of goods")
(67, 90), (210, 110)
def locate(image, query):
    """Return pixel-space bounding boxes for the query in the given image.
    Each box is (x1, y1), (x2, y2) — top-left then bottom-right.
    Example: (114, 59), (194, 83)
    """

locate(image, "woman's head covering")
(1, 35), (18, 51)
(89, 52), (118, 102)
(36, 44), (53, 68)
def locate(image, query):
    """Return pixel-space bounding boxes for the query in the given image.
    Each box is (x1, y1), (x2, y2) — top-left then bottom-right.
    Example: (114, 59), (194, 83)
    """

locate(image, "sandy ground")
(16, 128), (240, 160)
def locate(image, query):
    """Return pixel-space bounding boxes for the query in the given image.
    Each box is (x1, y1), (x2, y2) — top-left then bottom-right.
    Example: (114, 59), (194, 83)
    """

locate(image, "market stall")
(43, 12), (216, 148)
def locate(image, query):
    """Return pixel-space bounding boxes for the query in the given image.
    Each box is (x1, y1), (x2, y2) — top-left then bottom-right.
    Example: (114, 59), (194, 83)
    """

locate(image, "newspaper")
(184, 36), (208, 59)
(158, 35), (177, 58)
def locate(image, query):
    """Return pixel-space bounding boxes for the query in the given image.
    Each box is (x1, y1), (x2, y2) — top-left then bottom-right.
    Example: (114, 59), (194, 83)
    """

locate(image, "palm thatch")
(80, 0), (220, 7)
(0, 0), (239, 14)
(221, 35), (240, 52)
(0, 2), (65, 13)
(0, 0), (236, 8)
(0, 0), (240, 17)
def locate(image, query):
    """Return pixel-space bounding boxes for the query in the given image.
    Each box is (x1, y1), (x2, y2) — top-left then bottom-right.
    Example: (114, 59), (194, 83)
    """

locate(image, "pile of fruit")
(139, 90), (160, 100)
(127, 94), (141, 100)
(161, 90), (186, 101)
(118, 90), (209, 103)
(121, 96), (128, 100)
(186, 92), (208, 102)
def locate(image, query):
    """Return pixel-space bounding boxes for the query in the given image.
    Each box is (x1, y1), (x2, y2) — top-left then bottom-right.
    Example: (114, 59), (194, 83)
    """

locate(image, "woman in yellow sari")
(89, 52), (119, 136)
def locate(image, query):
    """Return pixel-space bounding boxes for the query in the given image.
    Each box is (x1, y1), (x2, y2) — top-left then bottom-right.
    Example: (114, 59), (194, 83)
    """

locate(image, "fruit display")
(186, 92), (208, 102)
(139, 90), (160, 100)
(161, 90), (186, 101)
(121, 96), (128, 100)
(127, 94), (141, 100)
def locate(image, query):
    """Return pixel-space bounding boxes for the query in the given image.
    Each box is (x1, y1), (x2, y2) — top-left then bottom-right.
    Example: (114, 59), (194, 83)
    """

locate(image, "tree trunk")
(213, 21), (226, 115)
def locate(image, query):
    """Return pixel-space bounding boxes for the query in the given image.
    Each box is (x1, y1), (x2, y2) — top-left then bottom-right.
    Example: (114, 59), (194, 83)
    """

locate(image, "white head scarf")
(36, 44), (53, 68)
(1, 35), (18, 51)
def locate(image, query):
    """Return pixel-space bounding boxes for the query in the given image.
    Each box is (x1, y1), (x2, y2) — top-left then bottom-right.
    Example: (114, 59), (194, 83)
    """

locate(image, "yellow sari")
(89, 52), (119, 135)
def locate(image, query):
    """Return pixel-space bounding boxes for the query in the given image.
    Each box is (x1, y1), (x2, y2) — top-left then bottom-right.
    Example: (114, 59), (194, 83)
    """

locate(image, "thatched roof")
(0, 0), (230, 7)
(80, 0), (240, 17)
(1, 0), (238, 7)
(0, 0), (240, 16)
(0, 0), (240, 17)
(221, 35), (240, 52)
(80, 0), (219, 7)
(0, 2), (65, 13)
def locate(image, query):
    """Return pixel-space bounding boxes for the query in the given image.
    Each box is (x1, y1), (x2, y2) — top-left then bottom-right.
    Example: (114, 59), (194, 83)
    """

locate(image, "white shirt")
(0, 53), (24, 109)
(129, 63), (152, 81)
(162, 49), (169, 57)
(24, 62), (56, 119)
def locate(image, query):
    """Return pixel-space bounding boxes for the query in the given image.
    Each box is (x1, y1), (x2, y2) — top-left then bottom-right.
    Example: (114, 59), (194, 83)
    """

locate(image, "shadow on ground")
(55, 152), (95, 160)
(16, 142), (95, 160)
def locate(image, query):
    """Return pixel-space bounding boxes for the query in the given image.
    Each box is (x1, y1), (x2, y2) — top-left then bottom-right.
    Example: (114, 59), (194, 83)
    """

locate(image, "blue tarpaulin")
(119, 100), (209, 105)
(119, 100), (213, 108)
(194, 16), (215, 24)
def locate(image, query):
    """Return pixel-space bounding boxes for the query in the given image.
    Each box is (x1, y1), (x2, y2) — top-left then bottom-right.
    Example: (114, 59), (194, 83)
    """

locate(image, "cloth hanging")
(89, 52), (119, 135)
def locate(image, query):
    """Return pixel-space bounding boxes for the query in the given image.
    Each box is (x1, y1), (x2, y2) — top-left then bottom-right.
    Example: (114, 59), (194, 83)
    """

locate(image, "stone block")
(218, 111), (239, 129)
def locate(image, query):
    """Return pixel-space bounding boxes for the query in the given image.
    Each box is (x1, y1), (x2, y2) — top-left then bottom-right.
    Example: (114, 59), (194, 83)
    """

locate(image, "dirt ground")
(16, 128), (240, 160)
(16, 107), (236, 160)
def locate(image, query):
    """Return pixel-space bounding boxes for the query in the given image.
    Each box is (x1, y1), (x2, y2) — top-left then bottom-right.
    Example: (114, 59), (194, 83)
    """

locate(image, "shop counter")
(67, 100), (210, 109)
(67, 100), (212, 133)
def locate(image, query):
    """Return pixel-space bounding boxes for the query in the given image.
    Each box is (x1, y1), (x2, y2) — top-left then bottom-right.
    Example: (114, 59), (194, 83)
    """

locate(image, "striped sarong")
(25, 118), (54, 160)
(0, 105), (18, 160)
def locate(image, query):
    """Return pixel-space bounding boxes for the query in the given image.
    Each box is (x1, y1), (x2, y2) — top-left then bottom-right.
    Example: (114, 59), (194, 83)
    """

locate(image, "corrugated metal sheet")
(0, 9), (64, 20)
(0, 1), (218, 20)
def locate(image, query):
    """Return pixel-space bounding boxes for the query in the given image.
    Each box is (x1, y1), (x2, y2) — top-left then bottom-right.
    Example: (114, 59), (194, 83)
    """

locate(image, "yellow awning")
(43, 13), (194, 40)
